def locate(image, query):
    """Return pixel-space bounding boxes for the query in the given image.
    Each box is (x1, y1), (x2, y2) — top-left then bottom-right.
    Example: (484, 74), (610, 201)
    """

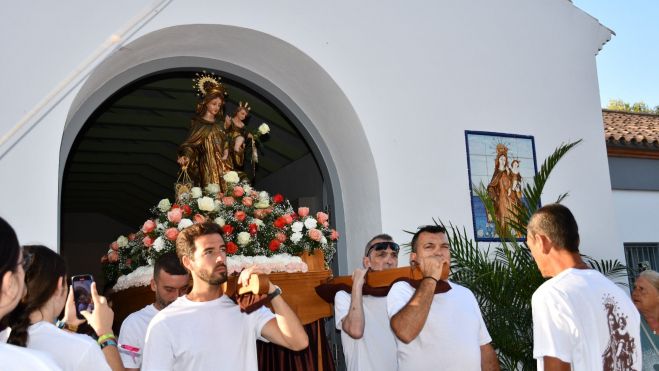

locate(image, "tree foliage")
(607, 98), (659, 114)
(433, 139), (628, 370)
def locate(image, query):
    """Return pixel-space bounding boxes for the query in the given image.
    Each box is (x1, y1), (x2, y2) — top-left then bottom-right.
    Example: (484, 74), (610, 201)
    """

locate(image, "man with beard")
(141, 222), (308, 371)
(118, 252), (189, 370)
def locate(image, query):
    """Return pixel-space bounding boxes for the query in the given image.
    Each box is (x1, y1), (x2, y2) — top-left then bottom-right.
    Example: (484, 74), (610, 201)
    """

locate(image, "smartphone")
(71, 274), (94, 319)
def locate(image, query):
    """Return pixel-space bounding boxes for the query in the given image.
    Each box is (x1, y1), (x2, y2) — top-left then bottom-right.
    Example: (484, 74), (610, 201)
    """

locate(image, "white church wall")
(612, 190), (659, 243)
(0, 0), (620, 272)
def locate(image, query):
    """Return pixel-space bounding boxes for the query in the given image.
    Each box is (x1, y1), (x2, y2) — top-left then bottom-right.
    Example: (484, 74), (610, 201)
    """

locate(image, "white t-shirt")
(334, 290), (398, 371)
(532, 268), (642, 371)
(4, 321), (110, 371)
(118, 304), (158, 369)
(0, 342), (62, 371)
(142, 295), (275, 371)
(387, 281), (492, 371)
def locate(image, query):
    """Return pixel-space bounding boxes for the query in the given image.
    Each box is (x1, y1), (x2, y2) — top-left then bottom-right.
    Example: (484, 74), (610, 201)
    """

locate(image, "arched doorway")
(59, 23), (382, 283)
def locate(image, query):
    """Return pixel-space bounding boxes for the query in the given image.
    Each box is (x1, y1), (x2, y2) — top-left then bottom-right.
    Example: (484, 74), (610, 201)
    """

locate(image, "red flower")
(142, 236), (154, 248)
(274, 217), (287, 229)
(248, 223), (258, 235)
(226, 241), (238, 254)
(235, 211), (247, 222)
(181, 205), (192, 216)
(142, 220), (156, 233)
(233, 186), (245, 197)
(223, 225), (234, 235)
(273, 194), (284, 204)
(171, 203), (180, 209)
(268, 239), (281, 252)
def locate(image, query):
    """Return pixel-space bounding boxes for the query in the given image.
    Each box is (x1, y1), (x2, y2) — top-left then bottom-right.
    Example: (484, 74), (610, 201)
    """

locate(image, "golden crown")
(238, 101), (251, 111)
(192, 71), (226, 98)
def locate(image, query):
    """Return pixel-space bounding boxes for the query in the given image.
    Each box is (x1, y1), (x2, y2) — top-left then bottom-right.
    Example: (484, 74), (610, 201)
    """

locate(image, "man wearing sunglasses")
(334, 234), (399, 371)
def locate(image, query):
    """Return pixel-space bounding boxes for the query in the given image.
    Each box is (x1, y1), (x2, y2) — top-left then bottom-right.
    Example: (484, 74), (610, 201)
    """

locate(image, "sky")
(572, 0), (659, 109)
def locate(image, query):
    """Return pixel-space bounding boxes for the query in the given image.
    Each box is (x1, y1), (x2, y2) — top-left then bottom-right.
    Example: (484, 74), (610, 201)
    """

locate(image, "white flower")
(191, 187), (203, 198)
(223, 171), (240, 184)
(254, 200), (270, 209)
(291, 221), (304, 233)
(304, 217), (317, 230)
(253, 218), (264, 227)
(290, 232), (303, 243)
(214, 200), (222, 212)
(258, 123), (270, 135)
(156, 223), (166, 232)
(157, 198), (171, 212)
(197, 196), (215, 212)
(178, 218), (193, 230)
(214, 217), (226, 227)
(117, 235), (128, 248)
(237, 232), (251, 246)
(243, 184), (252, 193)
(153, 237), (165, 252)
(258, 191), (269, 201)
(320, 236), (327, 246)
(205, 183), (221, 194)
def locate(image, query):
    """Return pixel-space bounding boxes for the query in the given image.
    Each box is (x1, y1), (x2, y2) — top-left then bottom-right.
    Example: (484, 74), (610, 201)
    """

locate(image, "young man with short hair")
(141, 222), (308, 371)
(118, 252), (189, 370)
(528, 203), (641, 370)
(334, 234), (399, 370)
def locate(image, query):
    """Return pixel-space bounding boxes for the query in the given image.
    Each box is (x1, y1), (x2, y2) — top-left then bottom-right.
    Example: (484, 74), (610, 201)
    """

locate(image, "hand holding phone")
(71, 274), (94, 319)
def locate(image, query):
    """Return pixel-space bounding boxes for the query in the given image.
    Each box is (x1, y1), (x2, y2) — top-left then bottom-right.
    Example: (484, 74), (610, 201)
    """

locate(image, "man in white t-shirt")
(388, 225), (500, 371)
(141, 221), (308, 371)
(334, 234), (399, 371)
(527, 203), (641, 370)
(118, 252), (189, 370)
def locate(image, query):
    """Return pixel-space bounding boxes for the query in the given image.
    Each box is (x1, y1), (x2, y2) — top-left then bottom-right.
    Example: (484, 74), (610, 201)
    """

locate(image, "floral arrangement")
(101, 171), (339, 286)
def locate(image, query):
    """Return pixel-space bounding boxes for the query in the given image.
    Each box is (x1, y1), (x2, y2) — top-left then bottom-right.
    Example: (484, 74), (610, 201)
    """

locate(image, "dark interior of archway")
(60, 70), (325, 286)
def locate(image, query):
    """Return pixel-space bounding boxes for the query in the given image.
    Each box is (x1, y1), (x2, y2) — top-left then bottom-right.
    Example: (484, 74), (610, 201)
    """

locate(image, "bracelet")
(267, 286), (282, 301)
(100, 339), (117, 350)
(97, 333), (116, 345)
(55, 320), (65, 329)
(55, 320), (78, 332)
(422, 276), (439, 284)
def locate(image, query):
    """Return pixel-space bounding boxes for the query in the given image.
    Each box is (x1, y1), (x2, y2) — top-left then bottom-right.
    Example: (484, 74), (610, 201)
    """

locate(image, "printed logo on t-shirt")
(602, 294), (637, 371)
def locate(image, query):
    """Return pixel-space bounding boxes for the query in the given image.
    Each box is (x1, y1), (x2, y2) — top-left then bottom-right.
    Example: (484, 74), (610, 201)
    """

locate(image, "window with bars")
(624, 242), (659, 286)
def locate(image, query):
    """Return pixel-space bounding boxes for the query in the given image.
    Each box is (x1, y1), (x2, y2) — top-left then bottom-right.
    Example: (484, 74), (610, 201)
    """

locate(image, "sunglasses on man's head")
(365, 241), (400, 257)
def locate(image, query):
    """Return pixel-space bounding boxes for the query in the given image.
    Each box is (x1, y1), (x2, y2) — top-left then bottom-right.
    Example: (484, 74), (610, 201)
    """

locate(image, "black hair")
(528, 203), (580, 252)
(154, 251), (188, 280)
(410, 225), (447, 253)
(0, 217), (20, 286)
(6, 245), (67, 347)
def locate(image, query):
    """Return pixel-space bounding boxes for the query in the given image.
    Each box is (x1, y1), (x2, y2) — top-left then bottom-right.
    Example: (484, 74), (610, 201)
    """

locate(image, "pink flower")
(125, 258), (132, 266)
(108, 251), (119, 263)
(128, 233), (136, 241)
(283, 214), (293, 224)
(143, 236), (154, 248)
(142, 220), (156, 233)
(250, 190), (259, 198)
(242, 196), (253, 207)
(276, 232), (287, 242)
(222, 196), (235, 206)
(167, 208), (183, 224)
(100, 255), (109, 264)
(308, 228), (322, 242)
(193, 214), (206, 224)
(316, 212), (329, 224)
(235, 211), (247, 222)
(330, 229), (339, 241)
(165, 228), (179, 241)
(298, 207), (309, 217)
(323, 221), (329, 228)
(233, 186), (245, 197)
(253, 209), (267, 219)
(110, 241), (119, 251)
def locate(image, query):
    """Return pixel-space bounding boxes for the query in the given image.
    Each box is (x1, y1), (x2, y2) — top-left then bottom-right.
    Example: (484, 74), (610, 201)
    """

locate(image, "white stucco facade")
(0, 0), (620, 273)
(612, 190), (659, 243)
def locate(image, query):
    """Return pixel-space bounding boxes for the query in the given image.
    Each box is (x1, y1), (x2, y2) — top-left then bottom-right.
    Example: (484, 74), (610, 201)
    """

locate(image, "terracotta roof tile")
(603, 109), (659, 148)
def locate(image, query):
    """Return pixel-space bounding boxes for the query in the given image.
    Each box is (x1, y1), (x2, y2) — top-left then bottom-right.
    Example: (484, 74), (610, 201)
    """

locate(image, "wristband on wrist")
(267, 286), (282, 300)
(100, 339), (118, 350)
(97, 333), (116, 345)
(55, 320), (78, 332)
(422, 276), (439, 284)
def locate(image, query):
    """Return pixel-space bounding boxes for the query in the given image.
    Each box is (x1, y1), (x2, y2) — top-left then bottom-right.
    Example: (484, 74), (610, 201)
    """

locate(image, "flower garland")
(102, 172), (339, 284)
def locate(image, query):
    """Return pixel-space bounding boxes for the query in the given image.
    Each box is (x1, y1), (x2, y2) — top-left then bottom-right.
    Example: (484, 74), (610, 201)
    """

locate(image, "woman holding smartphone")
(0, 218), (61, 370)
(2, 245), (125, 371)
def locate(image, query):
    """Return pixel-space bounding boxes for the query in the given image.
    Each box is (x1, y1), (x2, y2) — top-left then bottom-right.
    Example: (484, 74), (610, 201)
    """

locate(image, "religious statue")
(224, 101), (254, 179)
(177, 72), (231, 192)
